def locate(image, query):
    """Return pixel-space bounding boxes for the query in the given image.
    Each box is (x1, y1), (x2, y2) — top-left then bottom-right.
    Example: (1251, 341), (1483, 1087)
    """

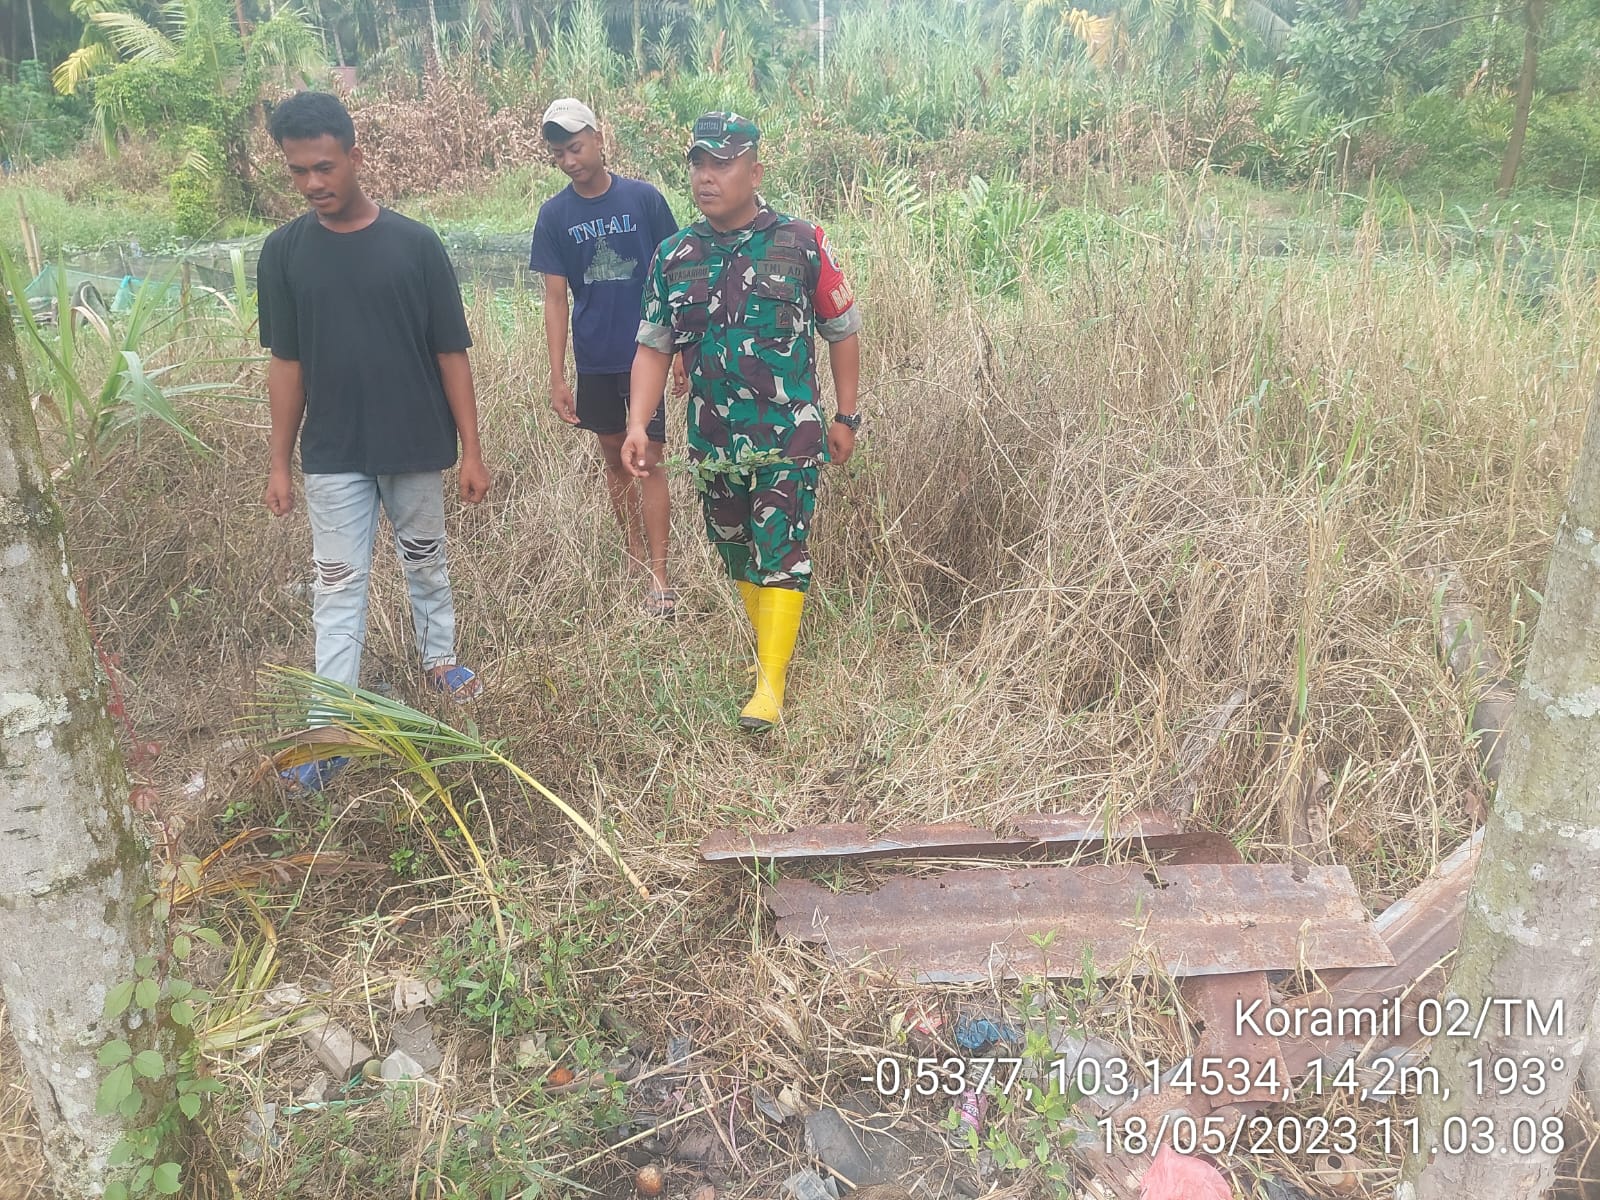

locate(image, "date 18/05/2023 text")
(1096, 1113), (1568, 1159)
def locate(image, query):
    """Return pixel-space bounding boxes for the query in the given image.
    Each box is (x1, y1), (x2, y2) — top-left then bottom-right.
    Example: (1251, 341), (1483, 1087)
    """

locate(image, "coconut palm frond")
(1240, 0), (1293, 55)
(92, 11), (181, 61)
(1066, 8), (1123, 67)
(52, 42), (115, 93)
(270, 715), (515, 942)
(251, 7), (330, 74)
(170, 827), (368, 906)
(166, 0), (237, 43)
(261, 667), (651, 914)
(179, 140), (215, 176)
(67, 0), (121, 22)
(1134, 0), (1182, 39)
(160, 0), (202, 43)
(92, 89), (125, 151)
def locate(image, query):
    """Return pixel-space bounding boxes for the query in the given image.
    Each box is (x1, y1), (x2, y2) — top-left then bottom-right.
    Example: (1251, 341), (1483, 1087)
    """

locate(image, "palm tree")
(54, 0), (324, 195)
(51, 0), (120, 103)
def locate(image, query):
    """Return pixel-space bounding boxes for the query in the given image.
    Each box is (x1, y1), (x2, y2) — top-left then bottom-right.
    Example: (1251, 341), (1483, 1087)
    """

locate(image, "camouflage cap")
(687, 112), (760, 161)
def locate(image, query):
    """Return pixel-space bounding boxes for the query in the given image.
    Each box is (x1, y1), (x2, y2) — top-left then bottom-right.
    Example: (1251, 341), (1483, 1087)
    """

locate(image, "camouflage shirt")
(637, 207), (861, 470)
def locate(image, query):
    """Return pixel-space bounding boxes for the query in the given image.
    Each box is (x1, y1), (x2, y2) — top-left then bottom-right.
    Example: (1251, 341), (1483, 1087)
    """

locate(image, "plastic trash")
(953, 1013), (1021, 1051)
(947, 1087), (989, 1146)
(392, 1009), (443, 1073)
(1260, 1175), (1314, 1200)
(753, 1083), (808, 1122)
(239, 1101), (279, 1163)
(1139, 1144), (1231, 1200)
(379, 1048), (429, 1081)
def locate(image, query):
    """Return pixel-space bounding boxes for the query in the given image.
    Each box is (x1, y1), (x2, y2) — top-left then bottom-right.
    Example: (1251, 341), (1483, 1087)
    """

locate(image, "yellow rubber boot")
(739, 586), (805, 731)
(735, 579), (761, 630)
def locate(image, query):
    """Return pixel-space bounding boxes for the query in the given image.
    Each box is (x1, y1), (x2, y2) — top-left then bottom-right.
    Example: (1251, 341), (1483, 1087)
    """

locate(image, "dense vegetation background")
(2, 0), (1599, 244)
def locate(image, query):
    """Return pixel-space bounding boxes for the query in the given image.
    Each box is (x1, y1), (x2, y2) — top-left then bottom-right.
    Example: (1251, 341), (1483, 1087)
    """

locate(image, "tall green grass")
(0, 248), (259, 476)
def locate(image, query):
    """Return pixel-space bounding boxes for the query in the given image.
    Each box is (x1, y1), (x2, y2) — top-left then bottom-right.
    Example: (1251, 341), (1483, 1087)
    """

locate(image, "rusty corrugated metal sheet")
(1009, 811), (1183, 841)
(699, 812), (1182, 863)
(1166, 835), (1287, 1107)
(767, 864), (1392, 983)
(1277, 829), (1483, 1075)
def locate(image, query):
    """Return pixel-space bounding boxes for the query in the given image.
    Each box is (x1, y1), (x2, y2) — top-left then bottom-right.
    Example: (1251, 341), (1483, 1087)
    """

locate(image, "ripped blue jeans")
(303, 471), (456, 699)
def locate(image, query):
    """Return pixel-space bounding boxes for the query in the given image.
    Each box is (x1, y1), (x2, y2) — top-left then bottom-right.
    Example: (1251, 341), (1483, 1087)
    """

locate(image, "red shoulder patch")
(812, 223), (855, 321)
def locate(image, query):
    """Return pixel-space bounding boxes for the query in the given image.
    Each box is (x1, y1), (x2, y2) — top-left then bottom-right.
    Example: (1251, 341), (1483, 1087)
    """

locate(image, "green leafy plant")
(938, 963), (1101, 1197)
(1285, 0), (1423, 119)
(429, 1093), (623, 1200)
(389, 845), (420, 877)
(55, 0), (323, 162)
(431, 911), (539, 1033)
(0, 60), (86, 165)
(967, 1054), (1083, 1197)
(169, 125), (227, 238)
(97, 867), (227, 1200)
(0, 248), (245, 475)
(545, 0), (623, 104)
(676, 446), (794, 492)
(863, 167), (930, 227)
(430, 897), (622, 1037)
(939, 175), (1054, 295)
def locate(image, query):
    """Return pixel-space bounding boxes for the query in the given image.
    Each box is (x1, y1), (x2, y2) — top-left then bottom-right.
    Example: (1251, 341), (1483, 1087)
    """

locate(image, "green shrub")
(1522, 95), (1600, 193)
(168, 126), (228, 238)
(1214, 73), (1344, 185)
(1381, 91), (1506, 193)
(0, 61), (86, 166)
(1286, 0), (1426, 118)
(605, 91), (688, 186)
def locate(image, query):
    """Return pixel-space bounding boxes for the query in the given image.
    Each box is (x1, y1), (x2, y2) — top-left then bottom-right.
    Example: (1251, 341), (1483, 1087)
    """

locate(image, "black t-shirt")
(257, 208), (473, 475)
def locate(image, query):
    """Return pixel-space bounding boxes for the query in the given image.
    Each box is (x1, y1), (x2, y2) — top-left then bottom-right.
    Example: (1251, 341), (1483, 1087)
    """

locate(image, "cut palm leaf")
(271, 721), (508, 941)
(170, 839), (368, 907)
(261, 666), (651, 907)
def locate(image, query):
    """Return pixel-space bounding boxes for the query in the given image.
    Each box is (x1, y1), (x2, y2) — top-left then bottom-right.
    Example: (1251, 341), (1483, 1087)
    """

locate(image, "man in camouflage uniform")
(622, 112), (862, 731)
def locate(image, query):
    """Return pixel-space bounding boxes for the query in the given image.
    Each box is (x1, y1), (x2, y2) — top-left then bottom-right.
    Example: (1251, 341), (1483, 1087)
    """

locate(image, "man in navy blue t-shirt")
(530, 98), (682, 616)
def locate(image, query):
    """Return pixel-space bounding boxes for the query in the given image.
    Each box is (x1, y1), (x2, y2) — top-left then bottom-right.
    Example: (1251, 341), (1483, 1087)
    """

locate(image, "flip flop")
(427, 664), (483, 704)
(643, 588), (680, 619)
(280, 756), (350, 793)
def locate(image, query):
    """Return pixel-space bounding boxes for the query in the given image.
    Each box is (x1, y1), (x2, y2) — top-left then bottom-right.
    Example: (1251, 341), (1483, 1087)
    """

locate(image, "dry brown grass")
(3, 191), (1597, 1198)
(1, 1006), (50, 1200)
(277, 62), (550, 205)
(19, 138), (173, 206)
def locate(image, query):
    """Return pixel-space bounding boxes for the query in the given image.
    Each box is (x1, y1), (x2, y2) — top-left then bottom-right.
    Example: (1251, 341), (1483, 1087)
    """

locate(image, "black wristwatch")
(833, 412), (862, 431)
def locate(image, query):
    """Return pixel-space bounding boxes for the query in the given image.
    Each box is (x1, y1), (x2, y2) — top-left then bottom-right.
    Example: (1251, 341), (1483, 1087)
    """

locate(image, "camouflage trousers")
(699, 462), (819, 592)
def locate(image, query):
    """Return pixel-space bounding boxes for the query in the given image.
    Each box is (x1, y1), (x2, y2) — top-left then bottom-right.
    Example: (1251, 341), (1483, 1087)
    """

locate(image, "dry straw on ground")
(3, 191), (1597, 1198)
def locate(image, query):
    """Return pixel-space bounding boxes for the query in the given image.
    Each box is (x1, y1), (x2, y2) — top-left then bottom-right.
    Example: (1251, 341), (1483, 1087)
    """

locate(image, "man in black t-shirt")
(258, 92), (491, 791)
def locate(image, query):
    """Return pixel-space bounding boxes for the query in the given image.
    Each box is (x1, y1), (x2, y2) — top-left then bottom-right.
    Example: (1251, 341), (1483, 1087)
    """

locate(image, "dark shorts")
(576, 372), (666, 443)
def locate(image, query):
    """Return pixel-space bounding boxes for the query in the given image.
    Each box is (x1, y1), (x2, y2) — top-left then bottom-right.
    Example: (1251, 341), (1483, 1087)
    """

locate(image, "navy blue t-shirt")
(529, 174), (678, 375)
